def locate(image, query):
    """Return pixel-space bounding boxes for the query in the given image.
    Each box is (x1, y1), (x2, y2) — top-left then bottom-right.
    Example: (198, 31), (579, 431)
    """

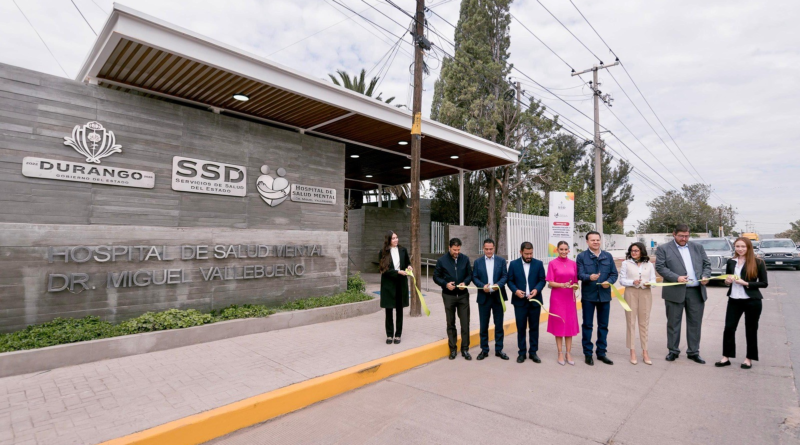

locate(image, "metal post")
(458, 170), (464, 226)
(378, 185), (382, 207)
(408, 0), (425, 316)
(572, 61), (618, 238)
(592, 67), (604, 236)
(515, 81), (522, 213)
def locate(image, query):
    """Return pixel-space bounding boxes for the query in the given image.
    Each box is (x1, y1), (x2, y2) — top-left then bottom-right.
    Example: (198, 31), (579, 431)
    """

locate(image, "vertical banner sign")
(548, 192), (575, 258)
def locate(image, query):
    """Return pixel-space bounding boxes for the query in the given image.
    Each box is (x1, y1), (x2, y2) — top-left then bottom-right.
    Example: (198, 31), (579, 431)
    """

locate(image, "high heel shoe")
(558, 354), (565, 366)
(566, 352), (575, 366)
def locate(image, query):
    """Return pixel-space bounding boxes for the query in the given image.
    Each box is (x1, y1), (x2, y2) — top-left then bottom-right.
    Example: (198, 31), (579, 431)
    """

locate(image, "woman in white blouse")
(715, 237), (768, 369)
(619, 242), (656, 365)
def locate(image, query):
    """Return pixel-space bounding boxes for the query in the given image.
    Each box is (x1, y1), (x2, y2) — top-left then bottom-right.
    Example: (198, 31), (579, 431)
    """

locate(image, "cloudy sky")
(1, 0), (797, 235)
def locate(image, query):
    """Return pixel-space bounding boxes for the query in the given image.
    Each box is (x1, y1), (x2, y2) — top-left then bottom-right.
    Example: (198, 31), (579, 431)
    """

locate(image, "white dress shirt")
(390, 247), (400, 270)
(522, 260), (531, 295)
(619, 259), (657, 289)
(730, 260), (748, 299)
(675, 241), (699, 287)
(485, 255), (495, 288)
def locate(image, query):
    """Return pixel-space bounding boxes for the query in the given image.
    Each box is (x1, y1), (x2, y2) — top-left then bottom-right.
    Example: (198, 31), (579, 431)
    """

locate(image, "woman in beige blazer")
(619, 242), (656, 365)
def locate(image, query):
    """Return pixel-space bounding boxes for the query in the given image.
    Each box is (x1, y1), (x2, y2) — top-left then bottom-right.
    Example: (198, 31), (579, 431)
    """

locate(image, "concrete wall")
(0, 63), (348, 332)
(444, 225), (479, 260)
(348, 200), (431, 273)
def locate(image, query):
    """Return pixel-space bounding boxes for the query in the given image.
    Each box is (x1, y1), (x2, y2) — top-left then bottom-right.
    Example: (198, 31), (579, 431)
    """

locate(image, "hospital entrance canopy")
(77, 5), (519, 191)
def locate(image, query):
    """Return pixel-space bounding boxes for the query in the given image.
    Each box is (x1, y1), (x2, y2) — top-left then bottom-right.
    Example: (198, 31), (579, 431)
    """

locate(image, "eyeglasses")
(675, 235), (690, 239)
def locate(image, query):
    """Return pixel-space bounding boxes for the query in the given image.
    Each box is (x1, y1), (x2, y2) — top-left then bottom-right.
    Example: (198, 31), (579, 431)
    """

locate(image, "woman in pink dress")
(546, 241), (580, 365)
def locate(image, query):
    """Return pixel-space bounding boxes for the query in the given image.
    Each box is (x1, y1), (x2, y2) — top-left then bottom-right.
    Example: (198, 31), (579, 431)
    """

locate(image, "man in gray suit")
(655, 224), (712, 364)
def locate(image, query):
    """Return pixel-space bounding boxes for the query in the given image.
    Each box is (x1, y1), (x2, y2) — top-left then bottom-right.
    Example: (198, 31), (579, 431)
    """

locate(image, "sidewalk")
(210, 278), (800, 445)
(0, 279), (488, 445)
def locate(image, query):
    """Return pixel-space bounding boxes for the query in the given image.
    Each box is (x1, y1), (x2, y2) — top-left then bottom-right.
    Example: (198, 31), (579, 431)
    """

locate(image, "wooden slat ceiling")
(95, 39), (509, 190)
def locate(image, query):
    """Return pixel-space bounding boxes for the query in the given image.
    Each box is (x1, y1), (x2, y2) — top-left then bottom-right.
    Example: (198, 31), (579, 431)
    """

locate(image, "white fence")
(478, 227), (489, 250)
(431, 221), (446, 254)
(506, 212), (550, 265)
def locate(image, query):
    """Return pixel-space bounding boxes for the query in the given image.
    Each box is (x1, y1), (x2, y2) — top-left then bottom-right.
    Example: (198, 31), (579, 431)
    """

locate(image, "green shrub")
(211, 304), (276, 321)
(0, 290), (373, 353)
(347, 272), (366, 293)
(114, 309), (215, 335)
(0, 316), (117, 352)
(279, 290), (372, 311)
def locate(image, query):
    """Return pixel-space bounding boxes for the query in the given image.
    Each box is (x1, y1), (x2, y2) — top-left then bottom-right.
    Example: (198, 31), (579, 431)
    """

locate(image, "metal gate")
(506, 212), (550, 265)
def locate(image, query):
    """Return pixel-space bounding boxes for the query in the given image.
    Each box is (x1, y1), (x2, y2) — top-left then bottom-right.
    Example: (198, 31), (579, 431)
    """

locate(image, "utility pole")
(515, 81), (522, 213)
(719, 207), (723, 238)
(572, 61), (618, 237)
(408, 0), (426, 317)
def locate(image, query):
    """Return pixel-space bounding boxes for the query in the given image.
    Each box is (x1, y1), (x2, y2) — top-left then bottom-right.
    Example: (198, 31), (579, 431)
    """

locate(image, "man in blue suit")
(576, 231), (619, 366)
(507, 241), (547, 363)
(472, 238), (509, 360)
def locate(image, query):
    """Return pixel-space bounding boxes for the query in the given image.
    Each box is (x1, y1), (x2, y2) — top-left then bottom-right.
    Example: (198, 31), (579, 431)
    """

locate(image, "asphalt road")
(208, 272), (800, 445)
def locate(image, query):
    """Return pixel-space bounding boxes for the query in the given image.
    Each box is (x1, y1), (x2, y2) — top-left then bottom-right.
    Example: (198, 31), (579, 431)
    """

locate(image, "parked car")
(752, 240), (761, 250)
(693, 237), (734, 277)
(757, 239), (800, 270)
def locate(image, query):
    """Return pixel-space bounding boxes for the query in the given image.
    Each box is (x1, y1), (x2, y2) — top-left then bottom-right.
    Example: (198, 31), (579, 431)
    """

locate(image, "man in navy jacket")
(507, 241), (547, 363)
(472, 239), (509, 360)
(576, 231), (619, 366)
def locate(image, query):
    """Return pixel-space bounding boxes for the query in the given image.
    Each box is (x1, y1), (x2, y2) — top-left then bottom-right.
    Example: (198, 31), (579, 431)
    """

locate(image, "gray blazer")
(655, 240), (712, 303)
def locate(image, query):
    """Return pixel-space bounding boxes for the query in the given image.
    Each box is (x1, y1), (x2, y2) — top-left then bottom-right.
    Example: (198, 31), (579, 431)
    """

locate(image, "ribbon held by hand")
(405, 267), (430, 316)
(457, 284), (505, 312)
(645, 275), (740, 287)
(597, 282), (632, 312)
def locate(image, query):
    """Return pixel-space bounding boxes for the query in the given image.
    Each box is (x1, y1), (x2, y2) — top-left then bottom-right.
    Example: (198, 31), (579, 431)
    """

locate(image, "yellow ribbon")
(405, 267), (430, 316)
(597, 282), (632, 312)
(457, 284), (506, 312)
(527, 298), (563, 321)
(645, 275), (740, 287)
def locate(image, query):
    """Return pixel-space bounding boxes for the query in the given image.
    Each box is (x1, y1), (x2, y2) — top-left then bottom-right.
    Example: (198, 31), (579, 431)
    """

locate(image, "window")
(761, 240), (796, 249)
(695, 239), (731, 251)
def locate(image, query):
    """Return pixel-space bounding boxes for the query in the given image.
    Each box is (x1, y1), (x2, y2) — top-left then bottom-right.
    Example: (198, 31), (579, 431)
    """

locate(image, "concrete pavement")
(210, 276), (800, 445)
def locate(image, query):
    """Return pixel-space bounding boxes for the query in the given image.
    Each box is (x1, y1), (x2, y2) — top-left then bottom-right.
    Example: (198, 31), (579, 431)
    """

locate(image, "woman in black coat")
(379, 230), (411, 344)
(715, 237), (768, 369)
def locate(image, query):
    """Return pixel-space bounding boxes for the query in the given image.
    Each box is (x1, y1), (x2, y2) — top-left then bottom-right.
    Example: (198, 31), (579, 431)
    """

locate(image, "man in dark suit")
(433, 238), (473, 360)
(472, 238), (509, 360)
(506, 241), (547, 363)
(655, 223), (712, 364)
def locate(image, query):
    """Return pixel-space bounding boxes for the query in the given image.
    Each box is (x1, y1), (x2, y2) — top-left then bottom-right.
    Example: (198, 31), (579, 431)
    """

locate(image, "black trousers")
(723, 298), (762, 360)
(443, 292), (470, 352)
(385, 290), (404, 338)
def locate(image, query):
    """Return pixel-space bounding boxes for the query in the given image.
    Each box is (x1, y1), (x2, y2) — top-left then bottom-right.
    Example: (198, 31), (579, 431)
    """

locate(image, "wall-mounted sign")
(256, 165), (289, 207)
(63, 121), (122, 163)
(21, 157), (155, 189)
(172, 156), (247, 197)
(21, 121), (156, 188)
(290, 184), (336, 205)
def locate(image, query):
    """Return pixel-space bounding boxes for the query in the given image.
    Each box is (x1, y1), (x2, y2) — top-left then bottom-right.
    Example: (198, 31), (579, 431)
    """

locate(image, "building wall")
(0, 63), (347, 332)
(347, 200), (431, 273)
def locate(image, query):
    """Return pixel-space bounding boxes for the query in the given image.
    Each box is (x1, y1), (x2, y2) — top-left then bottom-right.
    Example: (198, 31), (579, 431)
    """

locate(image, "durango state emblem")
(63, 121), (122, 164)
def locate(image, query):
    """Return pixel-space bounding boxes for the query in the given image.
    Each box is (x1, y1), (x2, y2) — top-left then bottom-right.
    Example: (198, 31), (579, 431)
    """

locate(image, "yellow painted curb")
(101, 311), (550, 445)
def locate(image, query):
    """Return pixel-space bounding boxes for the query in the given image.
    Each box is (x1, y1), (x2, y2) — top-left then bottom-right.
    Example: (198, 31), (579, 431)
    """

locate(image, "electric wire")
(11, 0), (70, 78)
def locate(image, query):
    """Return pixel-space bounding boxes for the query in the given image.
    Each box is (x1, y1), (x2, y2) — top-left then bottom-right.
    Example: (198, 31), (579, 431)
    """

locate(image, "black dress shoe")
(495, 352), (510, 360)
(741, 362), (752, 369)
(714, 360), (731, 367)
(597, 356), (614, 365)
(449, 350), (457, 360)
(585, 356), (594, 366)
(477, 351), (489, 360)
(529, 353), (541, 363)
(386, 338), (393, 344)
(665, 352), (679, 361)
(687, 355), (706, 364)
(516, 355), (526, 363)
(462, 351), (472, 361)
(393, 338), (401, 344)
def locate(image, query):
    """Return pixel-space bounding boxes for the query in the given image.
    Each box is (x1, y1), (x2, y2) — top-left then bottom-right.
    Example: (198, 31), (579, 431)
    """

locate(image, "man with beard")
(433, 238), (473, 360)
(507, 241), (547, 363)
(655, 223), (711, 364)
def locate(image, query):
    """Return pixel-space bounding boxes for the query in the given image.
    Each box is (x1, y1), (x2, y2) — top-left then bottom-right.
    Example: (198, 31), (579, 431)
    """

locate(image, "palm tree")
(328, 69), (396, 104)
